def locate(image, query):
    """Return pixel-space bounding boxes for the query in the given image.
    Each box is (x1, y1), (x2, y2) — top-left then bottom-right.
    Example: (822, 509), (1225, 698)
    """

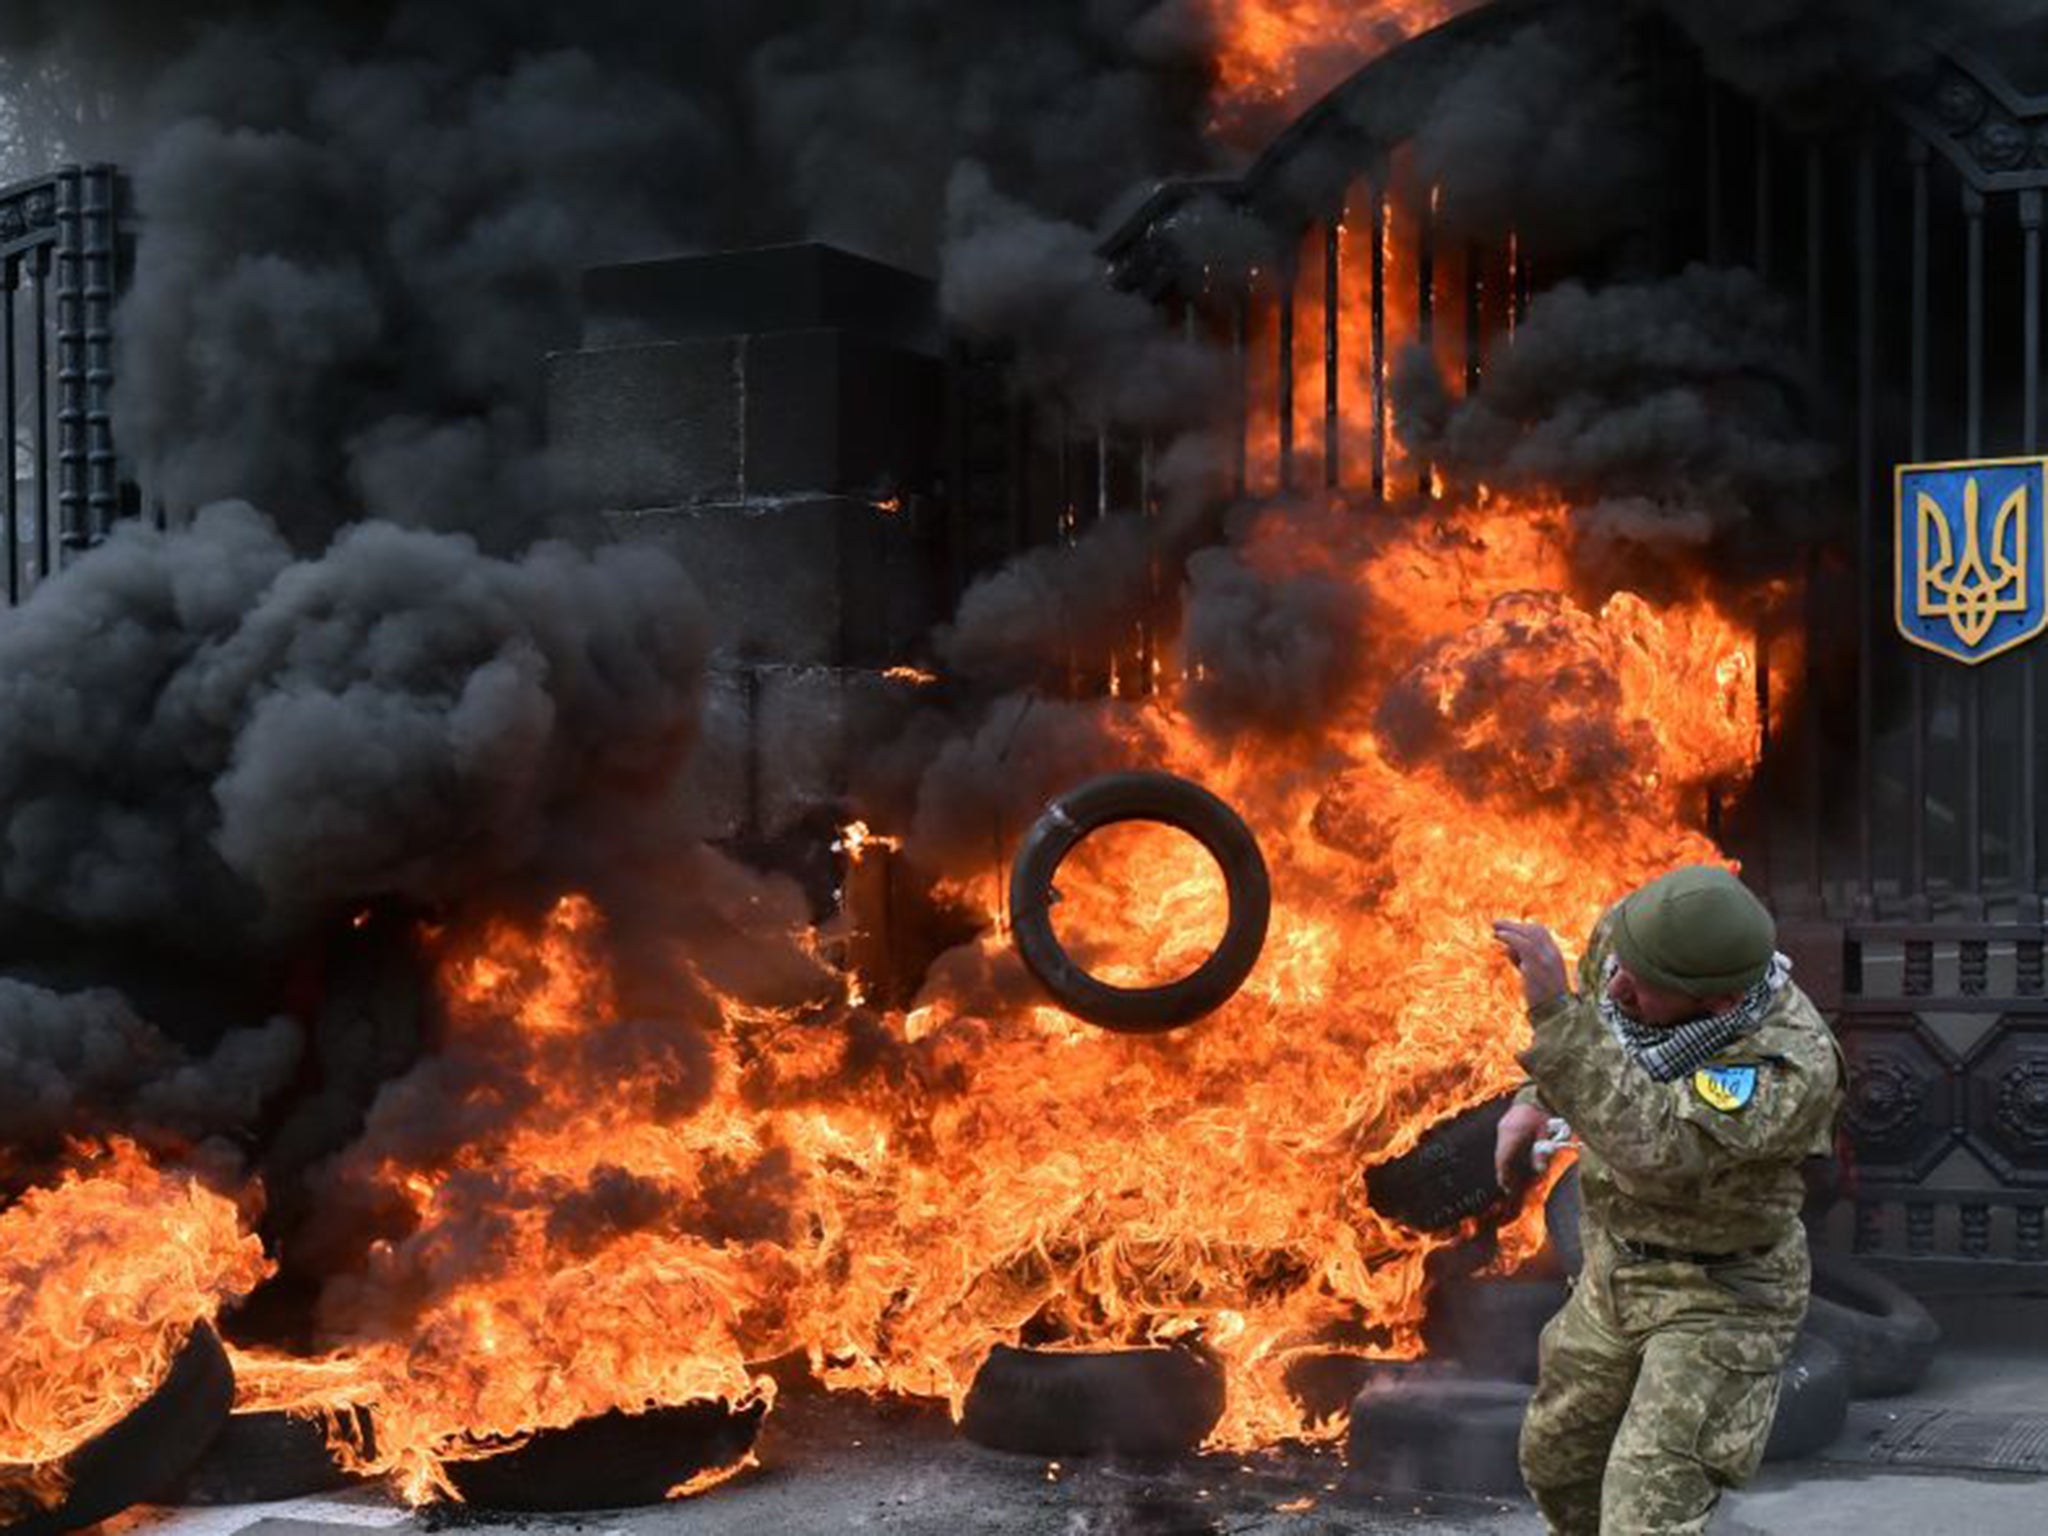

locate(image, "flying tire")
(1009, 771), (1270, 1033)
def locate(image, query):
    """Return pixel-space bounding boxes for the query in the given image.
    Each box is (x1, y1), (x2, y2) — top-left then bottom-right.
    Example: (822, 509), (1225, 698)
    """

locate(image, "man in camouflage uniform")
(1491, 866), (1843, 1536)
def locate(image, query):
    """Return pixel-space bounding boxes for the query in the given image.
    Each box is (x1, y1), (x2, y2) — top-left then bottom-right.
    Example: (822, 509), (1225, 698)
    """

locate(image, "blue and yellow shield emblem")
(1692, 1065), (1757, 1112)
(1896, 456), (2048, 664)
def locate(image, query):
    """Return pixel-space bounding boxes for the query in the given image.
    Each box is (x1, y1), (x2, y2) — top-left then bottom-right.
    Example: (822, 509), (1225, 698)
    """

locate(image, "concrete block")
(754, 665), (920, 838)
(668, 666), (754, 841)
(606, 497), (932, 667)
(547, 340), (740, 509)
(744, 330), (942, 498)
(670, 665), (922, 844)
(581, 242), (939, 355)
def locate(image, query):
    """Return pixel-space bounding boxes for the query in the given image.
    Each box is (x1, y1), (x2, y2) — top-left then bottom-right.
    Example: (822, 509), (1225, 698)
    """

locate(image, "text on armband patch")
(1691, 1065), (1758, 1112)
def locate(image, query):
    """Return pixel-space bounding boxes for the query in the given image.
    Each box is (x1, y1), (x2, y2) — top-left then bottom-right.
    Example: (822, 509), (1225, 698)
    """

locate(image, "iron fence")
(0, 162), (130, 604)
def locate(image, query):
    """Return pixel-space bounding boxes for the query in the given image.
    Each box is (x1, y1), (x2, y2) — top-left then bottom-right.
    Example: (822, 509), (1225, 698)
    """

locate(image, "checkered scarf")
(1597, 952), (1793, 1082)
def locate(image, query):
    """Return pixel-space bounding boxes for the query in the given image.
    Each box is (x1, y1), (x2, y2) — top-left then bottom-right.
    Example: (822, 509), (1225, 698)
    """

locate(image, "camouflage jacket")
(1516, 911), (1844, 1254)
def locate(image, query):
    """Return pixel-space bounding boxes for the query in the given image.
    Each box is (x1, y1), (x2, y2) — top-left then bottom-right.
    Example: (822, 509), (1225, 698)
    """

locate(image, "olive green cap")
(1611, 865), (1775, 998)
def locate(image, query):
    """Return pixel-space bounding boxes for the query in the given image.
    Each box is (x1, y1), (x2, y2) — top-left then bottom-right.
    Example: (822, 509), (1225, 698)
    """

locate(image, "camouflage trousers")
(1518, 1224), (1808, 1536)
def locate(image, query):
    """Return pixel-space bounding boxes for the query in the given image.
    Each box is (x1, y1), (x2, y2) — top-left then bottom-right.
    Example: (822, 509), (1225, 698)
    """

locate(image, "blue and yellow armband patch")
(1692, 1064), (1758, 1112)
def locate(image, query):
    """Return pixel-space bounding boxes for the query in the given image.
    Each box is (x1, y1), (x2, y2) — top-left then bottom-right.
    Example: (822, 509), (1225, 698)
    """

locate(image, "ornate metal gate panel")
(1831, 921), (2048, 1285)
(0, 163), (130, 604)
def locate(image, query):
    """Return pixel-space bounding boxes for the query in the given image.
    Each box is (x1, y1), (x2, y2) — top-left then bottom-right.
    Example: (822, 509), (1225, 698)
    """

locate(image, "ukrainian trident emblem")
(1896, 456), (2048, 663)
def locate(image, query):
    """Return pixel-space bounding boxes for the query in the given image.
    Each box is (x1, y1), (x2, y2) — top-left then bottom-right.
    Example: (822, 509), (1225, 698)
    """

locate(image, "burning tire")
(1347, 1374), (1530, 1497)
(1009, 771), (1270, 1033)
(1801, 1248), (1940, 1399)
(163, 1408), (367, 1506)
(960, 1343), (1226, 1458)
(441, 1398), (766, 1512)
(1363, 1094), (1518, 1232)
(1, 1323), (234, 1536)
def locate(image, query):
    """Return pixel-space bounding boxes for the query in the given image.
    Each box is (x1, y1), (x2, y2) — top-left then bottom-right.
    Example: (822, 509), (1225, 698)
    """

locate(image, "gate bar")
(1856, 133), (1877, 912)
(1370, 176), (1387, 504)
(1964, 184), (1986, 912)
(1233, 283), (1249, 497)
(1755, 101), (1772, 280)
(4, 258), (15, 606)
(1324, 218), (1340, 490)
(1806, 147), (1824, 367)
(1908, 138), (1930, 910)
(2023, 189), (2043, 909)
(32, 246), (48, 582)
(1418, 189), (1436, 498)
(56, 169), (83, 556)
(1804, 145), (1824, 905)
(1278, 253), (1296, 494)
(1706, 84), (1724, 266)
(1465, 239), (1483, 394)
(82, 166), (118, 542)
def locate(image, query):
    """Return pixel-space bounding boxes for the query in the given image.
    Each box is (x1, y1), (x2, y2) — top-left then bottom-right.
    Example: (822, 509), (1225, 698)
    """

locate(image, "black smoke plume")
(1393, 264), (1833, 601)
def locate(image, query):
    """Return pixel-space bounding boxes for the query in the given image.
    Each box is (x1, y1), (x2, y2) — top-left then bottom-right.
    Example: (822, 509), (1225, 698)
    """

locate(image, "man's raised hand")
(1492, 918), (1568, 1010)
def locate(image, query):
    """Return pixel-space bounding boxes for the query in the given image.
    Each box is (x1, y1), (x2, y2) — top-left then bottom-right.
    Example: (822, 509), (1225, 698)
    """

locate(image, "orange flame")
(0, 1143), (269, 1514)
(1205, 1), (1482, 140)
(230, 484), (1771, 1483)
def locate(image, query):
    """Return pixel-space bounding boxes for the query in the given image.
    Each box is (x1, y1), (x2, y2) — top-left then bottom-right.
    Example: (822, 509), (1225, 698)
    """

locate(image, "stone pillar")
(547, 243), (944, 864)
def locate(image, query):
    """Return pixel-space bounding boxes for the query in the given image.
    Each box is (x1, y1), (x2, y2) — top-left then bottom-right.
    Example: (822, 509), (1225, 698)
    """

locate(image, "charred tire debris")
(162, 1406), (368, 1506)
(0, 1324), (234, 1536)
(1010, 771), (1270, 1032)
(1421, 1270), (1570, 1385)
(961, 1342), (1227, 1458)
(440, 1399), (767, 1512)
(1346, 1374), (1531, 1498)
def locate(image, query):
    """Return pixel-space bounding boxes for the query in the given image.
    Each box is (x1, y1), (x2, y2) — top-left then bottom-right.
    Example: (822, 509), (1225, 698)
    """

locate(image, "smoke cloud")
(1654, 1), (2048, 121)
(0, 503), (710, 952)
(0, 979), (301, 1170)
(1394, 264), (1833, 598)
(0, 1), (1223, 540)
(1178, 533), (1370, 740)
(1411, 11), (1663, 253)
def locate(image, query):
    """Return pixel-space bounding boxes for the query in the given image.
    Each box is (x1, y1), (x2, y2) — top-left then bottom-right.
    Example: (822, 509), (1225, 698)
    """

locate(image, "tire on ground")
(2, 1323), (234, 1536)
(961, 1344), (1226, 1458)
(1009, 771), (1270, 1033)
(1763, 1331), (1850, 1462)
(1364, 1094), (1518, 1232)
(162, 1407), (368, 1506)
(1800, 1246), (1941, 1399)
(1346, 1375), (1531, 1497)
(442, 1399), (767, 1511)
(1423, 1271), (1569, 1385)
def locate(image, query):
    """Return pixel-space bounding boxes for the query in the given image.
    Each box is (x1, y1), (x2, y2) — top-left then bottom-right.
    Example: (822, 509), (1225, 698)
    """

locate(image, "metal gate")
(0, 162), (131, 604)
(1080, 0), (2048, 1284)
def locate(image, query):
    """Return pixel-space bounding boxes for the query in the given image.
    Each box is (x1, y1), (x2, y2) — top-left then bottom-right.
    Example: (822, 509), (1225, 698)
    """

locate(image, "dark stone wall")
(547, 243), (946, 846)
